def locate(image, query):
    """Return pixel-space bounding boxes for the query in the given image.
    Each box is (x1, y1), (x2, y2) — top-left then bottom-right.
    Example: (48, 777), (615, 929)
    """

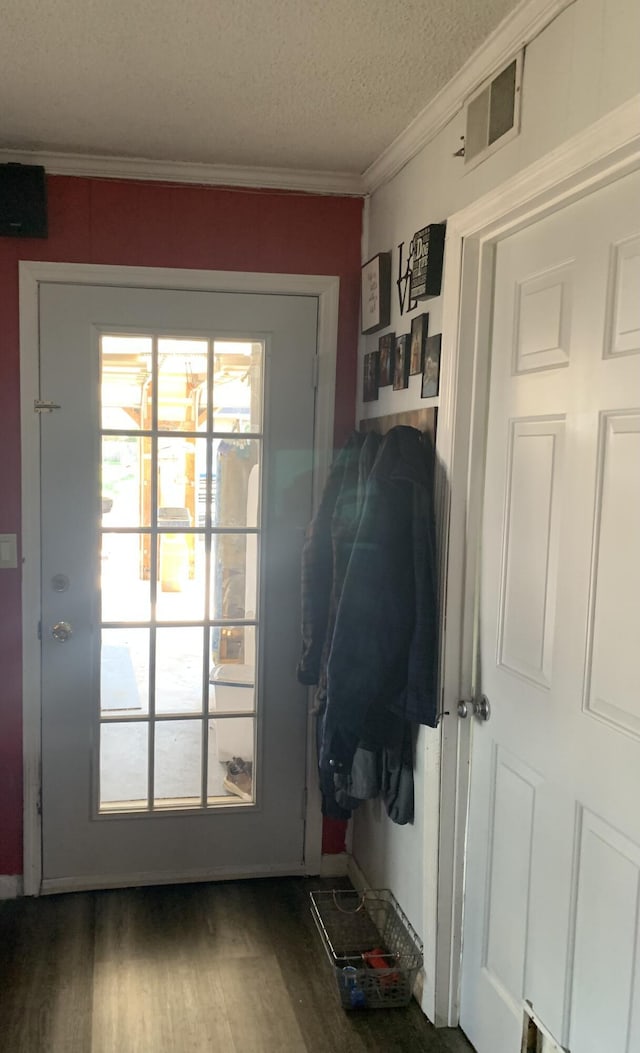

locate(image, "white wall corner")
(360, 195), (371, 264)
(346, 854), (429, 1019)
(319, 852), (350, 878)
(362, 0), (574, 193)
(0, 875), (24, 899)
(346, 854), (370, 891)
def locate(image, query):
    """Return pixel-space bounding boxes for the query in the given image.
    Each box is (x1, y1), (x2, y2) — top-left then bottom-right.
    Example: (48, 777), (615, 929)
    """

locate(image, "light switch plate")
(0, 534), (18, 569)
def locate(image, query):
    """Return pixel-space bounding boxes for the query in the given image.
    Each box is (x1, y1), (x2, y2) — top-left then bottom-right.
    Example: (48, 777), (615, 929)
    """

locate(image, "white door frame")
(431, 94), (640, 1026)
(20, 262), (340, 896)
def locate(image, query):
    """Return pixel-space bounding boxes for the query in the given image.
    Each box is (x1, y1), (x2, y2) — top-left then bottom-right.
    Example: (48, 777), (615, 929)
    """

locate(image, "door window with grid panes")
(100, 335), (264, 811)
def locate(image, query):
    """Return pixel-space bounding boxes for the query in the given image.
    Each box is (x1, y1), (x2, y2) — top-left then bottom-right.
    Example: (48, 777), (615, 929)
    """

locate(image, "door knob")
(457, 695), (491, 722)
(474, 695), (491, 721)
(51, 621), (73, 642)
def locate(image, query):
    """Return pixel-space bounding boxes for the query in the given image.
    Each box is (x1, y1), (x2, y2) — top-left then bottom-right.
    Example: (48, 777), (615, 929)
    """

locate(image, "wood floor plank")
(0, 892), (94, 1053)
(0, 877), (475, 1053)
(92, 886), (236, 1053)
(216, 953), (309, 1052)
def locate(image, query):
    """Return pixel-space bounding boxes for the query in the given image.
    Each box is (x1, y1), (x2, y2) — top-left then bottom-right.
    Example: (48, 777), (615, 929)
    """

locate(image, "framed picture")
(409, 223), (446, 300)
(363, 350), (380, 402)
(409, 312), (429, 375)
(421, 333), (442, 398)
(378, 332), (395, 386)
(393, 334), (411, 391)
(361, 252), (391, 334)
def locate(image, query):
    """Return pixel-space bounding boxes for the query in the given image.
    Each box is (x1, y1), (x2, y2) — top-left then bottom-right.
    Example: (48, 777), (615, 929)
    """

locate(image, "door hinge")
(301, 786), (308, 818)
(34, 399), (61, 413)
(311, 355), (320, 390)
(36, 784), (42, 817)
(37, 620), (42, 640)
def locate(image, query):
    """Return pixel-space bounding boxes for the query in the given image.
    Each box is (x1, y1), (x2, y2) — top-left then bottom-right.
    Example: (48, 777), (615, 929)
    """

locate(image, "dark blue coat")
(321, 426), (439, 771)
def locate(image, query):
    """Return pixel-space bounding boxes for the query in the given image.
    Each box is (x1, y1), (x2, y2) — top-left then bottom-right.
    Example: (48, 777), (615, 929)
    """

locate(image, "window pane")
(101, 534), (151, 622)
(154, 720), (202, 806)
(212, 341), (263, 433)
(101, 628), (149, 715)
(100, 721), (148, 808)
(208, 718), (255, 802)
(157, 434), (203, 530)
(155, 627), (205, 715)
(211, 533), (258, 622)
(102, 435), (152, 527)
(101, 335), (152, 431)
(157, 338), (208, 433)
(214, 439), (261, 528)
(209, 662), (256, 717)
(155, 532), (206, 621)
(210, 625), (256, 673)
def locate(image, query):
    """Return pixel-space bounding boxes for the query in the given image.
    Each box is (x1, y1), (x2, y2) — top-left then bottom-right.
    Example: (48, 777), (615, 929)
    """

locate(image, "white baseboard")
(319, 852), (349, 878)
(0, 875), (23, 899)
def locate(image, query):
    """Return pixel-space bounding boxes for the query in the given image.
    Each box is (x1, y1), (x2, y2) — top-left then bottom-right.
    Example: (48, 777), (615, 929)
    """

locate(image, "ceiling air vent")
(463, 52), (522, 169)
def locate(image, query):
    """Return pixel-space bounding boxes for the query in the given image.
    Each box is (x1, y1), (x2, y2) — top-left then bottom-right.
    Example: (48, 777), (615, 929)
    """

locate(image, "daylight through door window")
(98, 333), (264, 813)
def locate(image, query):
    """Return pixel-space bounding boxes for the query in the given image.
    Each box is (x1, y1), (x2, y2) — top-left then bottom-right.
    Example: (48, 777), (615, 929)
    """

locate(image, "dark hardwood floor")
(0, 877), (474, 1052)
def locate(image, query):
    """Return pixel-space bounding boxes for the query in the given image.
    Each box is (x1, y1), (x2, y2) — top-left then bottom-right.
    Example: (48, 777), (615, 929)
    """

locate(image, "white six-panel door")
(460, 168), (640, 1053)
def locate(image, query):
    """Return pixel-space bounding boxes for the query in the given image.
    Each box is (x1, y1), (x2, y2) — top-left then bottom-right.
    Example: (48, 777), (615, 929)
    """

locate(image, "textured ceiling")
(0, 0), (521, 174)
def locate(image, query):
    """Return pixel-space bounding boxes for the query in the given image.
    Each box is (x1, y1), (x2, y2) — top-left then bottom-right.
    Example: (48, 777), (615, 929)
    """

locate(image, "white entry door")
(460, 169), (640, 1052)
(37, 282), (318, 890)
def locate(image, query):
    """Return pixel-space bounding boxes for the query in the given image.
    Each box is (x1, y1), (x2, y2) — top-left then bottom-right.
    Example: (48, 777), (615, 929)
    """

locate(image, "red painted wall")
(0, 175), (361, 875)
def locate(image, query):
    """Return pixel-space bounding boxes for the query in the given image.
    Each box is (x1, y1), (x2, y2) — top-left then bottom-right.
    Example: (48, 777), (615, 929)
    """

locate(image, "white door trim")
(20, 261), (340, 896)
(432, 93), (640, 1026)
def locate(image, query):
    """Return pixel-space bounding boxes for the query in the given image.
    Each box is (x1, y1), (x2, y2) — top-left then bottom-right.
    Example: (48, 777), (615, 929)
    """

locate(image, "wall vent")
(463, 52), (522, 169)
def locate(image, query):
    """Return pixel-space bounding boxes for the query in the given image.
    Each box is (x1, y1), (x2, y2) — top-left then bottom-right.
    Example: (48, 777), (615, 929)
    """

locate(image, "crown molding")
(363, 0), (574, 193)
(0, 147), (364, 197)
(0, 0), (572, 200)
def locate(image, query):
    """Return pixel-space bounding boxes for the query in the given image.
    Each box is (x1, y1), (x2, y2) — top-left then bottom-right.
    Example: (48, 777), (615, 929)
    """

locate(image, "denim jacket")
(321, 426), (438, 770)
(297, 430), (381, 694)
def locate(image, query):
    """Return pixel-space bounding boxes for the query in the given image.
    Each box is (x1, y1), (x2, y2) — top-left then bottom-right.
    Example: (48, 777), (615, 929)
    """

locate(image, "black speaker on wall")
(0, 163), (48, 238)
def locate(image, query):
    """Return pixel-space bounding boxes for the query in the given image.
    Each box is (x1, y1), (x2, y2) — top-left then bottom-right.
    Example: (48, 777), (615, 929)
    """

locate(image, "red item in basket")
(362, 947), (399, 988)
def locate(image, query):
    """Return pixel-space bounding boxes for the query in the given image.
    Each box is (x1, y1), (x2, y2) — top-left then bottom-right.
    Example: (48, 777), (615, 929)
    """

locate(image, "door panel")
(39, 283), (317, 887)
(460, 169), (640, 1053)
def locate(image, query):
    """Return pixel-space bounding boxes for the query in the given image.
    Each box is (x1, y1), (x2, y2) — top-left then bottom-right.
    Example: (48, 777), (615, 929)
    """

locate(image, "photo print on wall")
(393, 334), (411, 391)
(421, 333), (442, 398)
(378, 332), (395, 386)
(363, 350), (380, 402)
(410, 312), (429, 375)
(361, 252), (391, 334)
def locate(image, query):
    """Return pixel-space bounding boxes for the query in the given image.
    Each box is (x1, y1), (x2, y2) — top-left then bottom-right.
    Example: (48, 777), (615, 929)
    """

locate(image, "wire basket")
(310, 888), (423, 1009)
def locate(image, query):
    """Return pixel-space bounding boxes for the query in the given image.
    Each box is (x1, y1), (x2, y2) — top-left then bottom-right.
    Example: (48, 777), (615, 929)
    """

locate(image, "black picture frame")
(361, 252), (392, 334)
(409, 223), (446, 301)
(378, 332), (395, 386)
(409, 312), (429, 375)
(393, 334), (411, 391)
(421, 334), (442, 398)
(363, 350), (380, 402)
